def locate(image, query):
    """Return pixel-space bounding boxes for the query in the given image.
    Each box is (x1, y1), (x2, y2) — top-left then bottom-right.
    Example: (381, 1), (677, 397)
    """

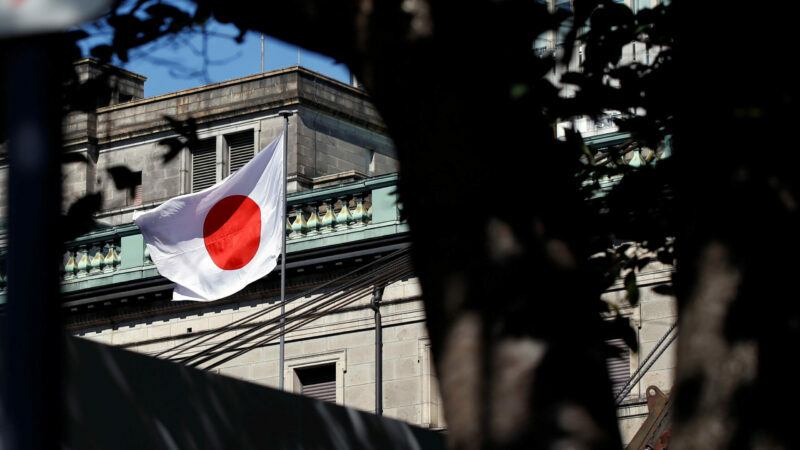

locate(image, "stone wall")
(93, 139), (184, 225)
(72, 262), (676, 439)
(74, 277), (444, 429)
(62, 151), (94, 212)
(602, 262), (677, 445)
(0, 67), (398, 227)
(73, 68), (398, 225)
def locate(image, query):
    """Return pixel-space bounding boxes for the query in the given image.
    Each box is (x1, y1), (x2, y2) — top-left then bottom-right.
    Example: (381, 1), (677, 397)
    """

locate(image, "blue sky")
(78, 17), (351, 98)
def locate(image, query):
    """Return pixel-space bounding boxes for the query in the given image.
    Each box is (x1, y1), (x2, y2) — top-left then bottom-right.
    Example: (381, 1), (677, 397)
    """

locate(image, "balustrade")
(0, 174), (400, 297)
(287, 193), (373, 240)
(63, 240), (122, 280)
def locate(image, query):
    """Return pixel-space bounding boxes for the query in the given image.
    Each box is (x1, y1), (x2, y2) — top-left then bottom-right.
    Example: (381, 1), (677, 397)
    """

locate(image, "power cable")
(178, 253), (412, 367)
(200, 261), (414, 371)
(156, 247), (410, 361)
(614, 323), (678, 405)
(189, 256), (413, 369)
(167, 249), (412, 366)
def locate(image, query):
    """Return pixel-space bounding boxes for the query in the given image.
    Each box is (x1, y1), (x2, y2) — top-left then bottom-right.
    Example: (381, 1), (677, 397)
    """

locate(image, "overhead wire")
(200, 259), (414, 371)
(189, 254), (413, 369)
(614, 322), (678, 405)
(156, 246), (410, 362)
(614, 331), (678, 405)
(160, 248), (412, 367)
(178, 252), (413, 367)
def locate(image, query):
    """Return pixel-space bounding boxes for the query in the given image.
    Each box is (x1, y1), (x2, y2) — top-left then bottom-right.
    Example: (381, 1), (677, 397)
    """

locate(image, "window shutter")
(297, 364), (336, 403)
(127, 171), (143, 206)
(191, 137), (216, 192)
(227, 131), (254, 176)
(606, 338), (631, 399)
(132, 183), (143, 206)
(303, 380), (337, 403)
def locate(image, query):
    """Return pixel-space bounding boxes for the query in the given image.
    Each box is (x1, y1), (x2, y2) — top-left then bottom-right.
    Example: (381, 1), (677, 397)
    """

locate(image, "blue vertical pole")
(1, 37), (63, 450)
(278, 110), (292, 390)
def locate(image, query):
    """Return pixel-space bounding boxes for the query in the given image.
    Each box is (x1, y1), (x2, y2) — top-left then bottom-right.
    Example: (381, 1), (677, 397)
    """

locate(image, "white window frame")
(283, 349), (347, 405)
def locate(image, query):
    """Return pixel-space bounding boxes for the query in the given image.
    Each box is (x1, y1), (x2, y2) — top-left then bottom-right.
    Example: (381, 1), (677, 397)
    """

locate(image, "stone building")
(0, 54), (675, 444)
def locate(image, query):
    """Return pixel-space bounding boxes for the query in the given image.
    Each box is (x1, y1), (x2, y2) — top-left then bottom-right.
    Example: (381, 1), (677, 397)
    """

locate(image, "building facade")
(0, 53), (675, 444)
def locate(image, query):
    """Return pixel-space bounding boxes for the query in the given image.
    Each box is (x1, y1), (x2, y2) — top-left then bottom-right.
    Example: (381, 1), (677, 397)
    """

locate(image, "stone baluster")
(143, 244), (152, 265)
(286, 217), (293, 238)
(63, 249), (76, 280)
(335, 196), (354, 229)
(320, 199), (336, 234)
(89, 244), (104, 274)
(364, 192), (373, 223)
(290, 206), (307, 239)
(76, 246), (89, 278)
(103, 241), (117, 273)
(351, 192), (367, 227)
(114, 244), (122, 270)
(306, 202), (322, 237)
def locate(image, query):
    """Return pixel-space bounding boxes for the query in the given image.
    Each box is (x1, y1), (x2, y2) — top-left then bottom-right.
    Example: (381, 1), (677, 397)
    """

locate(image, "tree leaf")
(90, 45), (114, 63)
(652, 284), (674, 296)
(62, 193), (103, 241)
(657, 249), (674, 265)
(61, 152), (88, 164)
(636, 256), (652, 271)
(625, 271), (639, 305)
(159, 137), (185, 163)
(106, 166), (140, 199)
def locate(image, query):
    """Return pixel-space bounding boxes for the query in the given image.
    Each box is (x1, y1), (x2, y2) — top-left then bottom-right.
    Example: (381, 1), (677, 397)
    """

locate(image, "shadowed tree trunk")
(28, 0), (798, 447)
(670, 2), (800, 449)
(208, 1), (623, 448)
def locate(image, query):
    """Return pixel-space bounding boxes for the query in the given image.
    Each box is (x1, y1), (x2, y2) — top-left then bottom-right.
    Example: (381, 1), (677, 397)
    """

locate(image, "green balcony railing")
(0, 173), (404, 302)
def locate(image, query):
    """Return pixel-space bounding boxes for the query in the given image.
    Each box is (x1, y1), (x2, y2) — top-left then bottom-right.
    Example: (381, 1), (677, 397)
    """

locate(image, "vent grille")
(297, 364), (336, 403)
(227, 131), (254, 176)
(302, 380), (336, 402)
(132, 183), (143, 206)
(606, 338), (631, 399)
(191, 138), (216, 192)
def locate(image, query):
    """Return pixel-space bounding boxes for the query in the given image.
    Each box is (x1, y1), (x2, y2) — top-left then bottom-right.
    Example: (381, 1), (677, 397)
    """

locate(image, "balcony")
(0, 173), (405, 304)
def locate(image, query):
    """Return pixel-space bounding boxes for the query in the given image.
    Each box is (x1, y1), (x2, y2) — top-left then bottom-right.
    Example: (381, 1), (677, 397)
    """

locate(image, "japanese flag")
(133, 133), (285, 301)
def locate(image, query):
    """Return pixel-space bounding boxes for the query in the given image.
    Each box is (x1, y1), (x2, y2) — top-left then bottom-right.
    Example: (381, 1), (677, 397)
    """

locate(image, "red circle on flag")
(203, 195), (261, 270)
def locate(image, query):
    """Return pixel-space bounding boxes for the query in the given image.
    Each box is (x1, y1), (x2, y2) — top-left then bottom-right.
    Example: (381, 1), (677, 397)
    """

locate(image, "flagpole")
(278, 110), (292, 391)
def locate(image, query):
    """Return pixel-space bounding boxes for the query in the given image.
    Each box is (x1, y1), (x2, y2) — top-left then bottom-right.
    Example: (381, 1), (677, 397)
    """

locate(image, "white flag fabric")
(133, 132), (285, 301)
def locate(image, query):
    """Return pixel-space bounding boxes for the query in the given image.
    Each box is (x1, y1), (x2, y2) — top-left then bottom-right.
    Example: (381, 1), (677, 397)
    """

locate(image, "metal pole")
(1, 37), (63, 450)
(278, 111), (292, 390)
(370, 286), (385, 416)
(261, 34), (265, 73)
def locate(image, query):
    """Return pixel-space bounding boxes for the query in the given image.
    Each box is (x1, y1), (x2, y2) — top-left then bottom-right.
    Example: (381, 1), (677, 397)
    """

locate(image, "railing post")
(120, 234), (145, 269)
(370, 186), (399, 224)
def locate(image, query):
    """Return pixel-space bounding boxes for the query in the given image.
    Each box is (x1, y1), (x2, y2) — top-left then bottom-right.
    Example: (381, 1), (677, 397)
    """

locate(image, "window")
(191, 137), (216, 192)
(284, 350), (345, 404)
(226, 131), (255, 176)
(190, 130), (255, 192)
(129, 171), (142, 206)
(295, 364), (336, 403)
